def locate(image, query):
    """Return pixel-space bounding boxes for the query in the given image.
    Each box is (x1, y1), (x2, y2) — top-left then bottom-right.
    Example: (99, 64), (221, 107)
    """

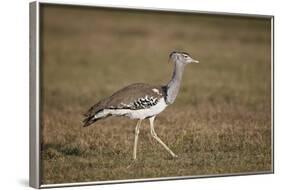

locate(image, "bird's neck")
(165, 61), (186, 104)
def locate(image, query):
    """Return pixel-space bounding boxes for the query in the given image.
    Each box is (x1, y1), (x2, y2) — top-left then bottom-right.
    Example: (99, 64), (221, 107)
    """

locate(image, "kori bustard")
(83, 51), (199, 160)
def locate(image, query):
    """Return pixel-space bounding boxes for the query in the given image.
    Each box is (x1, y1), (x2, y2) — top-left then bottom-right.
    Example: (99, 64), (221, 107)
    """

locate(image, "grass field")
(40, 4), (272, 184)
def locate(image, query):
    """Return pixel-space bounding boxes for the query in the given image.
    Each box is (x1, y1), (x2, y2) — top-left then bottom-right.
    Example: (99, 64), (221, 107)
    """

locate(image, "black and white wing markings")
(109, 95), (159, 110)
(131, 95), (159, 110)
(131, 96), (158, 110)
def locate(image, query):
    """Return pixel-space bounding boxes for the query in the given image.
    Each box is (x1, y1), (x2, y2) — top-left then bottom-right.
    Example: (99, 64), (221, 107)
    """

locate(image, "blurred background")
(40, 4), (272, 184)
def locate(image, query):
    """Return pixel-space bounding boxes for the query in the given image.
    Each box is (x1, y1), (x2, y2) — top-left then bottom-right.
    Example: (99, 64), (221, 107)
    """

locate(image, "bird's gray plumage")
(166, 59), (185, 104)
(83, 83), (166, 127)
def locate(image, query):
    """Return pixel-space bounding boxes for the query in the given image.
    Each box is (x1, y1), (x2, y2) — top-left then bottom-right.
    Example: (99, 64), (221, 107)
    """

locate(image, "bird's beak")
(191, 58), (199, 63)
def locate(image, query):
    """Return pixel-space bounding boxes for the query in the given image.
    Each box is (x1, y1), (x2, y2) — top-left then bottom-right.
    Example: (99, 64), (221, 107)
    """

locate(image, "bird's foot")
(126, 159), (137, 169)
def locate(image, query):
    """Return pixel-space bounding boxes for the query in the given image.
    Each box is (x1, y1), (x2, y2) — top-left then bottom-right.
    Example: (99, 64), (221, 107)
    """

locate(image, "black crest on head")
(169, 51), (190, 58)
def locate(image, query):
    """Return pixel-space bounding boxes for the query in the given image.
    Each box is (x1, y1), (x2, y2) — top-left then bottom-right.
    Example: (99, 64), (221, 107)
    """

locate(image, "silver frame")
(29, 1), (274, 188)
(30, 1), (40, 188)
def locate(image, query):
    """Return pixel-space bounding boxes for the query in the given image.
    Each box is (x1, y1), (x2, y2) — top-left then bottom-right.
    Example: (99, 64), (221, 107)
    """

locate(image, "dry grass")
(40, 4), (272, 184)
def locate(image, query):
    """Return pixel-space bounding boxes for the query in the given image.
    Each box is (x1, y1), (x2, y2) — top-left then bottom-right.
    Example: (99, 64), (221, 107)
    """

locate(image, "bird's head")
(169, 51), (199, 65)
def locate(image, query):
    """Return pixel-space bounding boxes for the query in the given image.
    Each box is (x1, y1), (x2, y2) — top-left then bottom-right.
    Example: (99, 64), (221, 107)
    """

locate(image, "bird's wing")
(104, 83), (166, 110)
(82, 83), (166, 127)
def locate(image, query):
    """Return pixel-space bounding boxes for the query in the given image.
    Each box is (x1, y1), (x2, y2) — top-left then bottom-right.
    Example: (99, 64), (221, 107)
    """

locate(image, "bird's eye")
(183, 55), (188, 58)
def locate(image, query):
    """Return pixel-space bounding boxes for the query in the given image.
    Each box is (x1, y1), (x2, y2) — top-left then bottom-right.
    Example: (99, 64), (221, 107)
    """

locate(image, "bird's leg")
(149, 116), (178, 158)
(133, 119), (142, 160)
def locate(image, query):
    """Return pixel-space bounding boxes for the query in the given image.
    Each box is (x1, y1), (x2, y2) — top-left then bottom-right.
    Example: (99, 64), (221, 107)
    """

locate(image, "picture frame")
(30, 1), (274, 188)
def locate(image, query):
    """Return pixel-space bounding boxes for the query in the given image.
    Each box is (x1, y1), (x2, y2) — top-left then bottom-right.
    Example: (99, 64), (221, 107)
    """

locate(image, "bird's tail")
(82, 116), (101, 127)
(82, 109), (109, 127)
(82, 98), (109, 127)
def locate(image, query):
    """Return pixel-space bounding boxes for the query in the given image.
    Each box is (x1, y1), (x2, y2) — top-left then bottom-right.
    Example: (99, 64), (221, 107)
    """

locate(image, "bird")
(82, 51), (199, 160)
